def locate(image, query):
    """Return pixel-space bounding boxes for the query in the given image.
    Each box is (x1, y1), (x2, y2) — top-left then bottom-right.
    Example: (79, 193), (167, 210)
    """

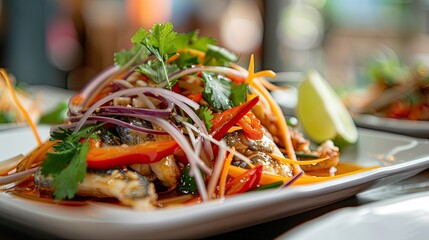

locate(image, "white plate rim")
(0, 127), (429, 239)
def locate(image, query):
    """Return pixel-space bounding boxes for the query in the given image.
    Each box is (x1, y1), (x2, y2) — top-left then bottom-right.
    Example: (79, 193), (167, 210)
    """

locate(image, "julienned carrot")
(218, 149), (234, 198)
(228, 165), (380, 186)
(238, 55), (301, 174)
(0, 68), (42, 146)
(268, 153), (329, 166)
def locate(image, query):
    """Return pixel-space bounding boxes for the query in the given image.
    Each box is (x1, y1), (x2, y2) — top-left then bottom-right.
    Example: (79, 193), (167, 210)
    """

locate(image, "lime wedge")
(296, 70), (358, 147)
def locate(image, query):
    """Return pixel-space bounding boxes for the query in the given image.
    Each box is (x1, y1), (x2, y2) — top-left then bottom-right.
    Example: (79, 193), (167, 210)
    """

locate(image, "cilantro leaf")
(174, 31), (216, 52)
(174, 52), (200, 68)
(131, 22), (178, 63)
(201, 72), (233, 111)
(230, 82), (249, 106)
(52, 141), (88, 200)
(41, 124), (104, 200)
(136, 60), (179, 84)
(114, 45), (149, 67)
(198, 106), (214, 131)
(204, 44), (239, 66)
(41, 147), (76, 175)
(131, 22), (179, 88)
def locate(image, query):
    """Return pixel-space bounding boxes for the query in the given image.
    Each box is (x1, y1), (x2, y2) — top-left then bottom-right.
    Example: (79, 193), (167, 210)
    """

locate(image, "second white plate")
(353, 113), (429, 138)
(278, 190), (429, 240)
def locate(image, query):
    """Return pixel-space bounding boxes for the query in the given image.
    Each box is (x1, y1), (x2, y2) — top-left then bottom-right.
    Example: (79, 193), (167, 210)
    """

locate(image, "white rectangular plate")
(1, 126), (429, 239)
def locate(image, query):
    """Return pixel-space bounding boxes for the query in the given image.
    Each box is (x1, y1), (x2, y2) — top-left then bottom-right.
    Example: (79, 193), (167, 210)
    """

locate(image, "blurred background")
(0, 0), (429, 91)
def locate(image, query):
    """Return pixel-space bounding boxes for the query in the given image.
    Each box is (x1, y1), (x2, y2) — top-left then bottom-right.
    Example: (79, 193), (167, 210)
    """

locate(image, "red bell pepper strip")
(210, 96), (260, 140)
(86, 140), (180, 169)
(185, 93), (203, 103)
(237, 111), (264, 140)
(226, 164), (263, 195)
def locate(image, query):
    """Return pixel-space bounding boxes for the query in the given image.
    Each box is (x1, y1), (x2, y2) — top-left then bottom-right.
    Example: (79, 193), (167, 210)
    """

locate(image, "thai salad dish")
(344, 48), (429, 121)
(0, 23), (376, 210)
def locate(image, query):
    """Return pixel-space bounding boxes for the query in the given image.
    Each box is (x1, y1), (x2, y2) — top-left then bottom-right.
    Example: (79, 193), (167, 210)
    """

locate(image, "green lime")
(296, 70), (358, 147)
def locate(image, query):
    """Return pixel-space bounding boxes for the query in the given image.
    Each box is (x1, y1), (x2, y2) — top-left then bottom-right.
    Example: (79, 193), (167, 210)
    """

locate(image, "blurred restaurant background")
(0, 0), (428, 91)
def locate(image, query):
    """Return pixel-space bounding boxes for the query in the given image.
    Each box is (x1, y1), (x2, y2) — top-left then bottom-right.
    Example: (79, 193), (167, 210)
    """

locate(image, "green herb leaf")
(131, 22), (179, 87)
(41, 124), (103, 200)
(174, 52), (200, 68)
(114, 45), (149, 67)
(174, 31), (216, 52)
(198, 106), (214, 131)
(136, 60), (179, 84)
(230, 82), (248, 106)
(201, 72), (233, 111)
(204, 44), (239, 66)
(52, 141), (89, 200)
(177, 164), (204, 195)
(132, 22), (178, 63)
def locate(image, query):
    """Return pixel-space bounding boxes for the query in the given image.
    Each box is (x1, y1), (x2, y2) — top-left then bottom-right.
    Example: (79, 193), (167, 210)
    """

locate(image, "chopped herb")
(131, 22), (178, 88)
(198, 106), (214, 131)
(230, 82), (249, 106)
(136, 60), (179, 84)
(114, 45), (149, 67)
(174, 31), (216, 52)
(201, 72), (233, 111)
(40, 124), (104, 200)
(174, 51), (200, 68)
(177, 164), (204, 195)
(204, 44), (239, 66)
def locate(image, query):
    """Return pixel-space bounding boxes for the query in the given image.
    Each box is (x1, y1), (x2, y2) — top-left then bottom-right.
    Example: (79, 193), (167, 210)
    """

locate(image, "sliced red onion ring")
(73, 87), (199, 133)
(281, 171), (304, 188)
(0, 167), (38, 185)
(97, 106), (171, 118)
(88, 116), (168, 135)
(68, 65), (120, 115)
(147, 117), (209, 201)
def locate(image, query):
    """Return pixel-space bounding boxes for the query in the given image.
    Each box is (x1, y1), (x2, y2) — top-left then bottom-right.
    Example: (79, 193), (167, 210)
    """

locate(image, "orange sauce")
(305, 162), (368, 177)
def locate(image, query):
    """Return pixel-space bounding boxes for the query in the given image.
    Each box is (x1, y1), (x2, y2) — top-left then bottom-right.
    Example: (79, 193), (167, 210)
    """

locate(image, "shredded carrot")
(0, 68), (42, 146)
(245, 55), (255, 84)
(254, 70), (276, 79)
(268, 153), (329, 166)
(256, 76), (289, 91)
(218, 148), (234, 198)
(16, 140), (57, 172)
(167, 54), (180, 63)
(228, 165), (380, 186)
(241, 55), (300, 174)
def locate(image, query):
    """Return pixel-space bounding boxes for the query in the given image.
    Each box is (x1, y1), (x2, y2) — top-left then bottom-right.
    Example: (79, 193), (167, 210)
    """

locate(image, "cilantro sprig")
(131, 22), (178, 88)
(201, 72), (248, 111)
(40, 125), (103, 200)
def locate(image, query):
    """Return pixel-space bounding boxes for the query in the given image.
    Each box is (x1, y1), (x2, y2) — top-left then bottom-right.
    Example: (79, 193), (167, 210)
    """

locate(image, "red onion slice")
(0, 167), (38, 185)
(88, 116), (168, 135)
(97, 106), (171, 118)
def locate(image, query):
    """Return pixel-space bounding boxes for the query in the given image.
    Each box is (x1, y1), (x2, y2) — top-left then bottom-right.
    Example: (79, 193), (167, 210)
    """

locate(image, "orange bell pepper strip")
(86, 140), (180, 169)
